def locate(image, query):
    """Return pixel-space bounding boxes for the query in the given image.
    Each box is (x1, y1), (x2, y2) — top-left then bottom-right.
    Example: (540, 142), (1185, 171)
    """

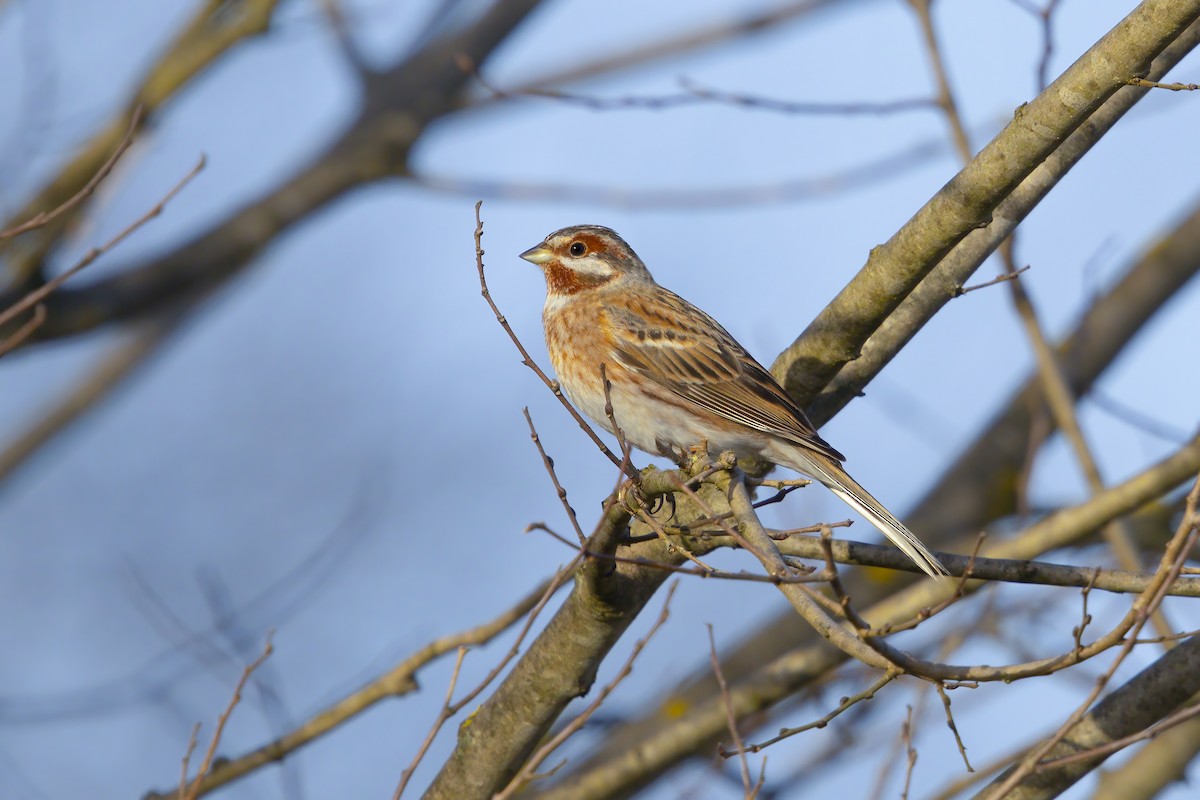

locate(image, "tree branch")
(542, 437), (1200, 798)
(773, 0), (1200, 405)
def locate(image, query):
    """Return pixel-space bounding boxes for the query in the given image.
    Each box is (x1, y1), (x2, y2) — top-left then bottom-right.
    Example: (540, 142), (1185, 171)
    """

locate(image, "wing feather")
(605, 288), (845, 463)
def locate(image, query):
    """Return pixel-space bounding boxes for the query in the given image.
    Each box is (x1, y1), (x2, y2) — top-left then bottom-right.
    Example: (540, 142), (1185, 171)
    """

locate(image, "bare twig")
(1036, 697), (1200, 768)
(1010, 0), (1064, 91)
(0, 105), (144, 241)
(0, 303), (45, 358)
(144, 569), (569, 800)
(394, 647), (469, 799)
(934, 683), (974, 772)
(739, 670), (898, 754)
(1127, 76), (1200, 90)
(319, 0), (369, 74)
(1072, 569), (1100, 654)
(524, 408), (588, 546)
(179, 724), (200, 800)
(1089, 390), (1190, 443)
(461, 0), (860, 112)
(900, 705), (918, 800)
(462, 55), (937, 116)
(724, 473), (900, 673)
(0, 154), (207, 331)
(953, 265), (1030, 296)
(179, 633), (275, 800)
(473, 203), (632, 475)
(1, 0), (277, 281)
(981, 475), (1200, 797)
(708, 625), (753, 796)
(530, 517), (828, 587)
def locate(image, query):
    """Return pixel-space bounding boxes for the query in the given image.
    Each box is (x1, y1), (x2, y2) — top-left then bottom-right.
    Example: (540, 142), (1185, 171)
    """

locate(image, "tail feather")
(777, 450), (949, 578)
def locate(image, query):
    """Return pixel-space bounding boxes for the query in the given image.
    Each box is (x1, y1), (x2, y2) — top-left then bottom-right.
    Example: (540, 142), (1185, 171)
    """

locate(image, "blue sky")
(1, 1), (1198, 797)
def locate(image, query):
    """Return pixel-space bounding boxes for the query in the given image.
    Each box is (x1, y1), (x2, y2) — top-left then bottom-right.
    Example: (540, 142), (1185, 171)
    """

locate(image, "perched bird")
(520, 225), (948, 578)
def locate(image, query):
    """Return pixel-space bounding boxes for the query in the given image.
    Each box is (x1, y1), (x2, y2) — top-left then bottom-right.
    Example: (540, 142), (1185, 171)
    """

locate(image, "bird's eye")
(568, 241), (587, 257)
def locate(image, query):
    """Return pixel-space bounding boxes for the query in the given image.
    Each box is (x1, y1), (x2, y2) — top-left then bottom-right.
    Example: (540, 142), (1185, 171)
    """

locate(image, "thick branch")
(0, 0), (546, 343)
(804, 17), (1200, 429)
(772, 0), (1200, 403)
(423, 466), (719, 799)
(568, 180), (1200, 784)
(904, 191), (1200, 541)
(0, 0), (280, 283)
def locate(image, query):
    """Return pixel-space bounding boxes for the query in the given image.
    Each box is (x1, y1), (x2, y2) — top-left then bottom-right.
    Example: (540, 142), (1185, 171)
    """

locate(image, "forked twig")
(179, 633), (275, 800)
(393, 647), (469, 799)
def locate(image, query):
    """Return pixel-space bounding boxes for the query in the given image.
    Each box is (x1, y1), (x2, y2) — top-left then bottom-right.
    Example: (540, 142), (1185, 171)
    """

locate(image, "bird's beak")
(519, 244), (553, 265)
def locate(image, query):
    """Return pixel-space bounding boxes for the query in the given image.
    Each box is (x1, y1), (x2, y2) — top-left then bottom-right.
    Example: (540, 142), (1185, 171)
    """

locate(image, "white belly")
(560, 369), (768, 464)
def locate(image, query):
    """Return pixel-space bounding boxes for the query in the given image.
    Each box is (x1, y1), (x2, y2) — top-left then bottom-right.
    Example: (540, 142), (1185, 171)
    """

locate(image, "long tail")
(779, 450), (949, 578)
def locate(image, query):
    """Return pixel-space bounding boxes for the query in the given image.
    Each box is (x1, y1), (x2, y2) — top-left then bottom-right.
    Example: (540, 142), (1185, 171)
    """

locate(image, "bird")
(519, 224), (948, 578)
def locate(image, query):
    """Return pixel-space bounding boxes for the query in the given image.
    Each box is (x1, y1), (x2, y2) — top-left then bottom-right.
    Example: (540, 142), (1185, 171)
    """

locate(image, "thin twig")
(0, 154), (207, 330)
(318, 0), (369, 74)
(1089, 390), (1190, 443)
(1036, 697), (1200, 768)
(900, 705), (918, 800)
(0, 303), (45, 358)
(473, 202), (633, 475)
(1009, 0), (1064, 91)
(739, 670), (898, 754)
(708, 625), (753, 796)
(523, 408), (588, 546)
(393, 647), (469, 799)
(180, 633), (275, 800)
(145, 570), (570, 800)
(953, 265), (1030, 296)
(1072, 569), (1101, 654)
(982, 475), (1200, 798)
(0, 105), (144, 241)
(179, 724), (200, 800)
(1127, 76), (1200, 90)
(934, 682), (974, 772)
(866, 533), (984, 638)
(530, 519), (828, 586)
(462, 54), (938, 116)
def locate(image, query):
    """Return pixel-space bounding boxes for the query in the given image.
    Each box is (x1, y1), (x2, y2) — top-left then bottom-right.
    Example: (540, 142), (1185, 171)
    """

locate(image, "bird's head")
(520, 225), (653, 296)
